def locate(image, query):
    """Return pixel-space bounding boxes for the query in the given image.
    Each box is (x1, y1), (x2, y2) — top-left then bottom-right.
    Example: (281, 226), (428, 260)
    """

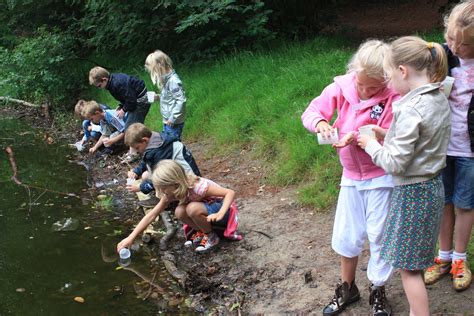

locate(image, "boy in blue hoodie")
(124, 123), (200, 202)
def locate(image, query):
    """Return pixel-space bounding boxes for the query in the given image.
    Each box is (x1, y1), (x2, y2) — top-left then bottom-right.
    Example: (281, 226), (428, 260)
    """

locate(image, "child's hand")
(117, 236), (133, 253)
(316, 121), (333, 138)
(373, 126), (387, 140)
(165, 119), (173, 126)
(126, 183), (140, 192)
(103, 137), (111, 147)
(357, 134), (373, 149)
(333, 132), (355, 148)
(89, 146), (97, 154)
(127, 171), (138, 179)
(207, 213), (224, 223)
(116, 108), (125, 118)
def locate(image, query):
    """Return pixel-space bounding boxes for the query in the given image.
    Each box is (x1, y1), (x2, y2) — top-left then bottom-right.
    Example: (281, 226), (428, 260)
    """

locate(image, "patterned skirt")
(380, 176), (444, 270)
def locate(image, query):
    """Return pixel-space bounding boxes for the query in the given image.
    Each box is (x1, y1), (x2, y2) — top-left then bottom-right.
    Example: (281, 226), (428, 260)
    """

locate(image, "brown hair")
(124, 123), (152, 146)
(386, 36), (447, 83)
(74, 99), (86, 118)
(82, 100), (103, 118)
(88, 66), (110, 85)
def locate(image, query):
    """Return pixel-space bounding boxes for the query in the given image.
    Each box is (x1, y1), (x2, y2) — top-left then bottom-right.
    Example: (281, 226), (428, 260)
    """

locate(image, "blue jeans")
(124, 102), (151, 130)
(442, 155), (474, 209)
(82, 120), (101, 141)
(163, 123), (184, 141)
(205, 200), (229, 228)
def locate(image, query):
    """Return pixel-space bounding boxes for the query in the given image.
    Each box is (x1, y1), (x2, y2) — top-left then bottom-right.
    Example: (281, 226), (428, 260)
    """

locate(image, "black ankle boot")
(369, 285), (391, 316)
(323, 281), (360, 316)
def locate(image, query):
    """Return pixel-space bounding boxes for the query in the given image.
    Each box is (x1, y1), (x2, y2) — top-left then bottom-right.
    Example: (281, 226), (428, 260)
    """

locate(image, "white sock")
(438, 249), (453, 262)
(452, 251), (467, 262)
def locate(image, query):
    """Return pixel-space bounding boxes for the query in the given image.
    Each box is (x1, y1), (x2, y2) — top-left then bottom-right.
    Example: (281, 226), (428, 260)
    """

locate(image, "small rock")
(74, 296), (85, 303)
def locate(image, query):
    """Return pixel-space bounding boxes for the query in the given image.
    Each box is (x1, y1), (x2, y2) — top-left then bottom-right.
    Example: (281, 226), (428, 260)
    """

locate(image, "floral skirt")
(381, 176), (444, 270)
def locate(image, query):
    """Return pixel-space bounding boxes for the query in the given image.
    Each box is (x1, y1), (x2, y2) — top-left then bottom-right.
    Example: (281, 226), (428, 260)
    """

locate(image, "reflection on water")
(0, 118), (179, 315)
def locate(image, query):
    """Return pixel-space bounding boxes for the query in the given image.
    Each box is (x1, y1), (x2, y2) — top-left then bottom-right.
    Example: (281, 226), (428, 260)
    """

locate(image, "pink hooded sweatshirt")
(301, 72), (399, 180)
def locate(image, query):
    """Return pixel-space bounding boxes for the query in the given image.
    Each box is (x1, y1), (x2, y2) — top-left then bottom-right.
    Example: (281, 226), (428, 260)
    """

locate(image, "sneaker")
(369, 285), (391, 316)
(424, 257), (451, 285)
(195, 231), (220, 252)
(322, 281), (360, 316)
(184, 231), (205, 247)
(137, 196), (160, 208)
(451, 259), (472, 291)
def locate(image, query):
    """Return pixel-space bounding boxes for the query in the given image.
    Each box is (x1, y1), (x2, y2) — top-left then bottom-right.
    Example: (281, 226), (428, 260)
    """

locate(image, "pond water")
(0, 118), (183, 315)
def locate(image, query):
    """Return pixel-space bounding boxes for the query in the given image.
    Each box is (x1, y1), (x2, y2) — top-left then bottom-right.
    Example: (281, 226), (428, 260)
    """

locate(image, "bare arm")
(117, 196), (169, 252)
(205, 185), (235, 223)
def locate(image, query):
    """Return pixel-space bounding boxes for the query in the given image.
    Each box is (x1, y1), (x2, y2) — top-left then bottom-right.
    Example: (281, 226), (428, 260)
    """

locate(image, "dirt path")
(187, 141), (474, 315)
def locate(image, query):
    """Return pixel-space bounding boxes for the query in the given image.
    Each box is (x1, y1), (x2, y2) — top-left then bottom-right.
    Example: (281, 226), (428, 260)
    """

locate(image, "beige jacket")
(365, 83), (451, 186)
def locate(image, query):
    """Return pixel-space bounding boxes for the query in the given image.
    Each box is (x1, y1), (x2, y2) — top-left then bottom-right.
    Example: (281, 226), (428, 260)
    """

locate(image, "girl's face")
(384, 64), (410, 96)
(158, 184), (177, 199)
(446, 27), (474, 59)
(355, 72), (386, 100)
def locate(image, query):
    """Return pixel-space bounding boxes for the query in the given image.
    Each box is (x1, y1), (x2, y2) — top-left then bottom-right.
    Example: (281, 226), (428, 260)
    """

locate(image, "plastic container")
(119, 248), (131, 267)
(316, 128), (339, 145)
(358, 125), (377, 138)
(147, 91), (156, 103)
(126, 178), (135, 186)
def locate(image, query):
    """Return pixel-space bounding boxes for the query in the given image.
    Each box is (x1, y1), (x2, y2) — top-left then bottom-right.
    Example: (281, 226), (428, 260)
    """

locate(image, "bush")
(0, 28), (87, 108)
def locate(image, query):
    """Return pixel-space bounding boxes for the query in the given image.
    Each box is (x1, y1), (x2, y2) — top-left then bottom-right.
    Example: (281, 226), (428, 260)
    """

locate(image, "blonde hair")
(74, 99), (86, 118)
(88, 66), (110, 85)
(347, 39), (389, 79)
(144, 50), (173, 88)
(151, 160), (198, 205)
(124, 123), (152, 146)
(385, 36), (448, 83)
(82, 100), (103, 118)
(444, 1), (474, 50)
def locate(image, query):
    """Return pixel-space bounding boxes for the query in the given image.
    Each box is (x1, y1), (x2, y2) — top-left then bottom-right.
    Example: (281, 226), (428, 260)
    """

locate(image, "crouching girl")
(117, 159), (238, 253)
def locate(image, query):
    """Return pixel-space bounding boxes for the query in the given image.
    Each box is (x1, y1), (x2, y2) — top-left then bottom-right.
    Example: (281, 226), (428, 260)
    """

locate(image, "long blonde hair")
(385, 36), (447, 83)
(151, 160), (198, 204)
(144, 50), (174, 88)
(444, 1), (474, 51)
(347, 39), (389, 79)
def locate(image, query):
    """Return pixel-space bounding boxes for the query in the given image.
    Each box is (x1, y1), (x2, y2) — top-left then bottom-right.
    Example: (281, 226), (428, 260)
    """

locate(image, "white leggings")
(332, 186), (394, 286)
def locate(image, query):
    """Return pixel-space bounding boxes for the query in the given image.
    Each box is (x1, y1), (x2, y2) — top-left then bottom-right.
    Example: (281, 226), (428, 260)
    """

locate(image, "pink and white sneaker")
(195, 231), (220, 252)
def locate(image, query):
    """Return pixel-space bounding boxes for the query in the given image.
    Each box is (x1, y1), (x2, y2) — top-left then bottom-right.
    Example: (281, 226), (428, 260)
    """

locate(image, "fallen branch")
(0, 96), (40, 108)
(161, 251), (188, 288)
(5, 146), (21, 185)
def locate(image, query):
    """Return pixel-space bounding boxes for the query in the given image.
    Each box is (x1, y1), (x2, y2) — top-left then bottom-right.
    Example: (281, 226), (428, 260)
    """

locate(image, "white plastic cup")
(317, 128), (339, 145)
(119, 248), (131, 260)
(442, 76), (455, 98)
(126, 178), (134, 186)
(147, 91), (156, 103)
(358, 125), (377, 138)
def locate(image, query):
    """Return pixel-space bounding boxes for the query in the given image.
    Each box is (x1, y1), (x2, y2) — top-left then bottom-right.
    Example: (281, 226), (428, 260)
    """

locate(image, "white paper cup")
(147, 91), (156, 103)
(442, 76), (455, 98)
(358, 125), (377, 138)
(317, 128), (339, 145)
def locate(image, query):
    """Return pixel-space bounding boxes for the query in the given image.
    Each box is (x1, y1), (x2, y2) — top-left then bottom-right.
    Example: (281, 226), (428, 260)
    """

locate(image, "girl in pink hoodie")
(301, 40), (399, 316)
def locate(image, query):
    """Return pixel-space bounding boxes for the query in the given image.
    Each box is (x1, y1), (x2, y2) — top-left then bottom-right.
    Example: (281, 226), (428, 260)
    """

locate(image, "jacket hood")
(334, 72), (395, 106)
(145, 132), (164, 151)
